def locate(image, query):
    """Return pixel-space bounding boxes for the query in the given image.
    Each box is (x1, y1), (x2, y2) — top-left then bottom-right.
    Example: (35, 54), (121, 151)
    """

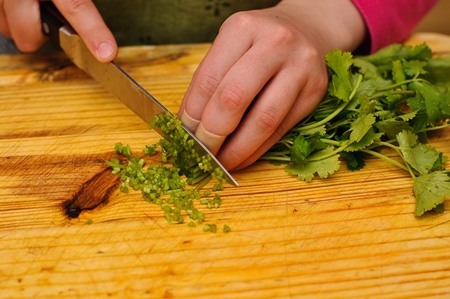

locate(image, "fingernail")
(97, 42), (115, 60)
(180, 110), (200, 133)
(195, 122), (226, 155)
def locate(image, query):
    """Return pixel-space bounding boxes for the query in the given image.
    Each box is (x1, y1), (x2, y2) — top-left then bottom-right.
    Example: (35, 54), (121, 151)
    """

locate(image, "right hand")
(0, 0), (117, 62)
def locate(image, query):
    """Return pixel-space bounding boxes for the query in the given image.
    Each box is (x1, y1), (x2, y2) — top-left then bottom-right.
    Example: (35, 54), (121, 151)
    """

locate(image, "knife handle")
(39, 0), (73, 44)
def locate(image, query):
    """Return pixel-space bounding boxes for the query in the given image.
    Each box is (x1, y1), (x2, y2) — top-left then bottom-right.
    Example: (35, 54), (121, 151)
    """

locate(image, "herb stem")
(360, 148), (408, 171)
(376, 78), (426, 92)
(417, 123), (450, 133)
(295, 101), (348, 132)
(308, 144), (348, 161)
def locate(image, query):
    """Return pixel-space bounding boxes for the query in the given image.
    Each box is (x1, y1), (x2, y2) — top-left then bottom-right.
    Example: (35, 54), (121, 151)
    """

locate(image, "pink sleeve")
(351, 0), (438, 53)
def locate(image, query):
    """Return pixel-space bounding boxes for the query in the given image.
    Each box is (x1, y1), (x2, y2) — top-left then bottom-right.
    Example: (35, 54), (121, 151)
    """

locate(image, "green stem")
(308, 144), (349, 161)
(295, 101), (348, 132)
(369, 90), (416, 100)
(360, 148), (408, 171)
(259, 155), (291, 162)
(295, 73), (364, 132)
(376, 78), (426, 92)
(195, 175), (212, 191)
(417, 123), (450, 133)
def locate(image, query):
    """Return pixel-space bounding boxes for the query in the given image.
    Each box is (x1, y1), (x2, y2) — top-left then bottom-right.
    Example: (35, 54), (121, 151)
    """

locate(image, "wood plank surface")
(1, 34), (450, 299)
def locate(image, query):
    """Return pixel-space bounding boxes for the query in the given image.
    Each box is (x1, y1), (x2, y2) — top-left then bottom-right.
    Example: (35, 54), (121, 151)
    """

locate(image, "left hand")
(178, 0), (366, 171)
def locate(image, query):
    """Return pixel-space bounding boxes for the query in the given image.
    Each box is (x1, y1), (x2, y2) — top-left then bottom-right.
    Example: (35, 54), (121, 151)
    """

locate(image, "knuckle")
(254, 107), (279, 133)
(65, 0), (91, 15)
(270, 24), (298, 47)
(217, 84), (245, 111)
(222, 11), (257, 32)
(223, 146), (245, 167)
(273, 120), (290, 139)
(194, 74), (219, 100)
(299, 45), (323, 66)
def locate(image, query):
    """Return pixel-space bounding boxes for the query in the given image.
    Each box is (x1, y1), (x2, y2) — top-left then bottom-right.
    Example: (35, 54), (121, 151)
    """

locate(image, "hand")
(178, 0), (366, 171)
(0, 0), (117, 62)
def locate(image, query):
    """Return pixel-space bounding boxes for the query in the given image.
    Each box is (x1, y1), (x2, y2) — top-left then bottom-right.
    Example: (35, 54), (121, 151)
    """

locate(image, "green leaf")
(405, 44), (432, 61)
(397, 130), (440, 174)
(413, 172), (450, 216)
(403, 60), (428, 77)
(353, 58), (379, 79)
(326, 50), (353, 101)
(340, 151), (369, 171)
(346, 128), (383, 152)
(286, 154), (341, 182)
(425, 55), (450, 87)
(357, 43), (403, 67)
(353, 79), (378, 98)
(349, 113), (376, 143)
(290, 135), (311, 164)
(408, 81), (444, 123)
(392, 60), (406, 85)
(374, 119), (413, 140)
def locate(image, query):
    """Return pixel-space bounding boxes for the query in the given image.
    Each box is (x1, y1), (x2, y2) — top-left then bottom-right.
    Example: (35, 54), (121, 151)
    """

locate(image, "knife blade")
(39, 0), (238, 186)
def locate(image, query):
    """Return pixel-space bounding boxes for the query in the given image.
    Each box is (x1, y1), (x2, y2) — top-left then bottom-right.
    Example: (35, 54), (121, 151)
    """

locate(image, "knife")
(39, 0), (237, 186)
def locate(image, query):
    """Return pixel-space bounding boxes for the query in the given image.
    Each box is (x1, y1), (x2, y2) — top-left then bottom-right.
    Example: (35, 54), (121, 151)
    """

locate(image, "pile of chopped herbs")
(105, 113), (230, 233)
(261, 43), (450, 216)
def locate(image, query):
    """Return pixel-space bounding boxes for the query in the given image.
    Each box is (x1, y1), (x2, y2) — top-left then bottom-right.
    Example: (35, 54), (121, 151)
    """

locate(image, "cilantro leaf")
(346, 128), (383, 152)
(392, 60), (406, 85)
(408, 81), (445, 123)
(326, 50), (354, 101)
(397, 130), (440, 174)
(340, 151), (369, 171)
(413, 171), (450, 216)
(286, 154), (341, 182)
(425, 55), (450, 87)
(374, 119), (413, 140)
(348, 113), (376, 143)
(290, 135), (311, 165)
(405, 44), (432, 61)
(403, 59), (428, 77)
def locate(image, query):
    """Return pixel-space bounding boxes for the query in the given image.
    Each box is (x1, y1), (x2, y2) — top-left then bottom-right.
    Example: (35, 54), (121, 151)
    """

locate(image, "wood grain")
(1, 37), (449, 299)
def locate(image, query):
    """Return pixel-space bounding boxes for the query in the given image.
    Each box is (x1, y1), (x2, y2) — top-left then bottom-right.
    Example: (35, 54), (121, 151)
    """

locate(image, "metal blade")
(57, 26), (238, 186)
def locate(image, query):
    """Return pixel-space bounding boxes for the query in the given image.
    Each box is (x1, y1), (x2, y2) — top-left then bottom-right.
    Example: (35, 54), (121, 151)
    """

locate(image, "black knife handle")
(39, 0), (73, 44)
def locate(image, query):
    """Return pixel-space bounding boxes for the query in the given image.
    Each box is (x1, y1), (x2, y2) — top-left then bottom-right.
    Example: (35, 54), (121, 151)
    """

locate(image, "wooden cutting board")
(1, 33), (449, 299)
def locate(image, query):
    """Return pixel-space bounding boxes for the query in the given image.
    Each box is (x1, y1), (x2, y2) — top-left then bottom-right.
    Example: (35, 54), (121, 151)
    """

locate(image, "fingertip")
(96, 41), (117, 62)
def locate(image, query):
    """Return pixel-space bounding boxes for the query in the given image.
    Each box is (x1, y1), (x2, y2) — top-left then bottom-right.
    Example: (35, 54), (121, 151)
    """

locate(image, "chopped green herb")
(203, 224), (217, 233)
(143, 144), (157, 156)
(105, 112), (228, 230)
(223, 224), (231, 233)
(114, 142), (131, 157)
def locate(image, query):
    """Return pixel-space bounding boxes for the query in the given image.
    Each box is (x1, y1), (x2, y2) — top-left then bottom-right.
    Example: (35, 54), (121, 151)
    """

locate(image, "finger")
(223, 68), (328, 170)
(4, 0), (48, 52)
(53, 0), (117, 62)
(0, 0), (12, 38)
(215, 66), (306, 169)
(179, 14), (254, 129)
(194, 39), (286, 154)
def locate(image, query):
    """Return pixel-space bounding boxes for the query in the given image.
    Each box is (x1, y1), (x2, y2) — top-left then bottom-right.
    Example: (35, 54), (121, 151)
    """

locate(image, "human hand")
(0, 0), (117, 62)
(178, 0), (366, 171)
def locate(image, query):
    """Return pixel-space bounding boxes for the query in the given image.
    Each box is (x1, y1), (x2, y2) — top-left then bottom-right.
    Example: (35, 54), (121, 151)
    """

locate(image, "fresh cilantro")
(261, 43), (450, 216)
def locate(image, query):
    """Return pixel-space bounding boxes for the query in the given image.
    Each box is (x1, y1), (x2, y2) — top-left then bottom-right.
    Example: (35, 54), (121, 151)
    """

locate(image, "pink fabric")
(351, 0), (438, 53)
